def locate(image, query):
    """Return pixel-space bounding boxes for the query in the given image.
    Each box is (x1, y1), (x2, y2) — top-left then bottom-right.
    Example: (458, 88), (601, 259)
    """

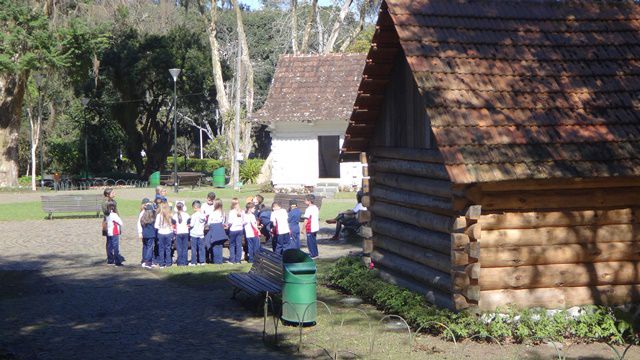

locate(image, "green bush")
(325, 257), (639, 344)
(166, 157), (228, 175)
(239, 158), (264, 184)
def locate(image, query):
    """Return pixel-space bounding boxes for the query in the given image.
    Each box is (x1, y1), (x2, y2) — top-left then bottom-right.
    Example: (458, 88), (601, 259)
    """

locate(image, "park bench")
(41, 194), (103, 219)
(160, 172), (203, 189)
(272, 193), (323, 213)
(227, 248), (283, 300)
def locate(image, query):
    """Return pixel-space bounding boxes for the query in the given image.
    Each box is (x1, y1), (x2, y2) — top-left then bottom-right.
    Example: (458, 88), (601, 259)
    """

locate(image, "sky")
(240, 0), (334, 11)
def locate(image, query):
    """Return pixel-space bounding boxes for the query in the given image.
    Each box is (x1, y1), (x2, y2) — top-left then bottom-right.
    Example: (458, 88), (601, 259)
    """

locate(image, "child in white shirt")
(270, 201), (291, 254)
(227, 198), (245, 263)
(243, 202), (261, 263)
(105, 202), (124, 266)
(172, 201), (191, 266)
(189, 200), (207, 266)
(303, 194), (320, 258)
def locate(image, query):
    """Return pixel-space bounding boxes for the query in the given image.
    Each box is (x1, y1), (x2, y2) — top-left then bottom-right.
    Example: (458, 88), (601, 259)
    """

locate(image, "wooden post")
(451, 205), (482, 310)
(360, 151), (372, 266)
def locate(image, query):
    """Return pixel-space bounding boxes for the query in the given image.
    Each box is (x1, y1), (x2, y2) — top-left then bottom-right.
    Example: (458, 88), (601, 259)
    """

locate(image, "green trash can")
(149, 171), (160, 187)
(282, 249), (317, 326)
(212, 167), (225, 188)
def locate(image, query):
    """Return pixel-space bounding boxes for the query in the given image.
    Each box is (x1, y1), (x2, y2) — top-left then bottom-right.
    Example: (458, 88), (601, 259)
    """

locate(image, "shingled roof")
(253, 53), (366, 124)
(342, 0), (640, 183)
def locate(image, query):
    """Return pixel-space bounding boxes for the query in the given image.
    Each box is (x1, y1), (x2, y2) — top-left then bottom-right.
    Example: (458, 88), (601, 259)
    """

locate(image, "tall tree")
(0, 1), (65, 186)
(324, 0), (354, 53)
(290, 0), (299, 54)
(300, 0), (318, 53)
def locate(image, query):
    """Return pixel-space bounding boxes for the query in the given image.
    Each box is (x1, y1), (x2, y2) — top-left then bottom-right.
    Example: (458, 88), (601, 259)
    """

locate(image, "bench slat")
(227, 248), (284, 297)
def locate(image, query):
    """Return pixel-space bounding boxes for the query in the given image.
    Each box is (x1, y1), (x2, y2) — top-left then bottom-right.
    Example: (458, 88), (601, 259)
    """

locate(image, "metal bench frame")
(227, 248), (283, 299)
(41, 194), (103, 219)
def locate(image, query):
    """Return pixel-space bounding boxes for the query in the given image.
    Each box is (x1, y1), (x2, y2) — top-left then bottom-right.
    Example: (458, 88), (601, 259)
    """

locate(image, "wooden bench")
(41, 194), (103, 219)
(272, 193), (323, 213)
(160, 172), (203, 189)
(227, 248), (283, 299)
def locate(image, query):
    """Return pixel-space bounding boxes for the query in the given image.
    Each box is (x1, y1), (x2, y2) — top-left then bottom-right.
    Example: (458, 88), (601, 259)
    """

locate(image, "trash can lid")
(283, 249), (314, 264)
(284, 262), (316, 274)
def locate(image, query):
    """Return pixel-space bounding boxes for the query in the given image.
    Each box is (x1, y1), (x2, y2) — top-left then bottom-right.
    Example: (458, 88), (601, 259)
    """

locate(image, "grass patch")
(325, 257), (640, 345)
(0, 185), (354, 221)
(160, 263), (252, 289)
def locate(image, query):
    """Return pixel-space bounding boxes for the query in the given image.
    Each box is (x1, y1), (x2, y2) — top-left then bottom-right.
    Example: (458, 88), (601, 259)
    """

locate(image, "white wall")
(269, 120), (362, 188)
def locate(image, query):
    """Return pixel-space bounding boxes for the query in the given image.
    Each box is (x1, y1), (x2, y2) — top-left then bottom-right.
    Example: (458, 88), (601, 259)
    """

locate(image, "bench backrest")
(41, 194), (103, 213)
(249, 248), (283, 285)
(272, 194), (324, 213)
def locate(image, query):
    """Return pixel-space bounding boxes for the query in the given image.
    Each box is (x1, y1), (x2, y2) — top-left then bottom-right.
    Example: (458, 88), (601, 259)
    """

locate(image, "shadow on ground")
(0, 255), (296, 360)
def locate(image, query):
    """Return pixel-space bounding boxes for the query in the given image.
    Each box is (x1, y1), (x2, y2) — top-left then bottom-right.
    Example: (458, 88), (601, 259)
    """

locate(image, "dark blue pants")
(212, 239), (225, 264)
(190, 236), (205, 264)
(106, 235), (122, 265)
(306, 232), (318, 258)
(228, 230), (243, 263)
(175, 233), (189, 266)
(290, 230), (300, 249)
(204, 234), (213, 263)
(141, 237), (154, 266)
(153, 237), (160, 265)
(157, 233), (173, 267)
(246, 236), (260, 263)
(275, 233), (291, 255)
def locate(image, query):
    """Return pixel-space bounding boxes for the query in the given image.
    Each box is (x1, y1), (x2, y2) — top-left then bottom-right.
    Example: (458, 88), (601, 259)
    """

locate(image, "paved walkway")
(0, 217), (359, 360)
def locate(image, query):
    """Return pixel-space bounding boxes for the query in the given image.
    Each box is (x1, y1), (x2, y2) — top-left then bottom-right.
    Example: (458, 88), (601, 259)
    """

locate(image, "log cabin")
(341, 0), (640, 311)
(253, 54), (366, 191)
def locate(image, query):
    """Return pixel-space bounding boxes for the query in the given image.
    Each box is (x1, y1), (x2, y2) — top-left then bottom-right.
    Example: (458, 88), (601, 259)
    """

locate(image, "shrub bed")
(324, 256), (639, 344)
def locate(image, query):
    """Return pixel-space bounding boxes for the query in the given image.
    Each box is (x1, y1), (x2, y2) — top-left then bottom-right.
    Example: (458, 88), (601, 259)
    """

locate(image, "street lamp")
(33, 73), (46, 190)
(169, 68), (181, 193)
(80, 97), (89, 179)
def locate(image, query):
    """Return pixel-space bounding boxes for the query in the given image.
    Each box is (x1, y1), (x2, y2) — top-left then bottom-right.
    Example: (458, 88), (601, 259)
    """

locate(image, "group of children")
(101, 187), (321, 269)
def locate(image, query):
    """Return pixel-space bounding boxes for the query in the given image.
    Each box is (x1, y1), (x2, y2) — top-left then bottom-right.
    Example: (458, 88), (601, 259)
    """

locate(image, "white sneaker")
(142, 264), (152, 269)
(159, 266), (166, 269)
(188, 263), (196, 267)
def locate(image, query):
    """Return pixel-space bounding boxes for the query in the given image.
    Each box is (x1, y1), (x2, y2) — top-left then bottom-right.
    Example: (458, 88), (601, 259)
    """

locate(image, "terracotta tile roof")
(253, 53), (366, 124)
(343, 0), (640, 183)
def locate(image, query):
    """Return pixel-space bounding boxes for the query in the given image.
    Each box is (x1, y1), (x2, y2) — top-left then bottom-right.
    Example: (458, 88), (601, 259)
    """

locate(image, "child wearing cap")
(288, 199), (302, 249)
(172, 201), (190, 266)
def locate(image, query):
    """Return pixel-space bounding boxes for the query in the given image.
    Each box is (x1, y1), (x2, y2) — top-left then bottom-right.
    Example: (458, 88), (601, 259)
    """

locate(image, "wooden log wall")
(476, 206), (640, 311)
(362, 147), (480, 311)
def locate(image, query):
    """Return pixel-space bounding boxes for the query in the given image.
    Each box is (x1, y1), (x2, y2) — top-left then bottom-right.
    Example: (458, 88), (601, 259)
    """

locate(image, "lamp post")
(80, 97), (89, 179)
(169, 68), (181, 193)
(34, 74), (45, 190)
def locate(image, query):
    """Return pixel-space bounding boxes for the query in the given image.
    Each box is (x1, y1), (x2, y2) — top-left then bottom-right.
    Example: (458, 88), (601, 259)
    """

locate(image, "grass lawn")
(0, 185), (354, 221)
(156, 257), (434, 358)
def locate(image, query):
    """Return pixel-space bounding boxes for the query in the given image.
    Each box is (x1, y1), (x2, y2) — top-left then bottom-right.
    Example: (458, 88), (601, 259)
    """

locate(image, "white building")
(254, 54), (366, 191)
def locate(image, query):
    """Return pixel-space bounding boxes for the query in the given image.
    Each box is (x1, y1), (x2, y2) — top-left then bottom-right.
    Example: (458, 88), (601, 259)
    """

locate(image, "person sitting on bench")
(328, 190), (366, 240)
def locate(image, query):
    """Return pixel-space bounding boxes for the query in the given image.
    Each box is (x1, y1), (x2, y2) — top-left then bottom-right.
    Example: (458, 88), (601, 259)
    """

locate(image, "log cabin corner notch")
(341, 0), (640, 311)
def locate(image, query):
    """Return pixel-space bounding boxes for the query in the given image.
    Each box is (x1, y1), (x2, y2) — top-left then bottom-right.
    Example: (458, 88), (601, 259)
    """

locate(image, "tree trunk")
(208, 1), (230, 114)
(324, 0), (353, 54)
(291, 0), (299, 54)
(0, 72), (28, 187)
(27, 106), (41, 191)
(316, 4), (325, 53)
(300, 0), (318, 53)
(232, 0), (255, 175)
(338, 0), (367, 52)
